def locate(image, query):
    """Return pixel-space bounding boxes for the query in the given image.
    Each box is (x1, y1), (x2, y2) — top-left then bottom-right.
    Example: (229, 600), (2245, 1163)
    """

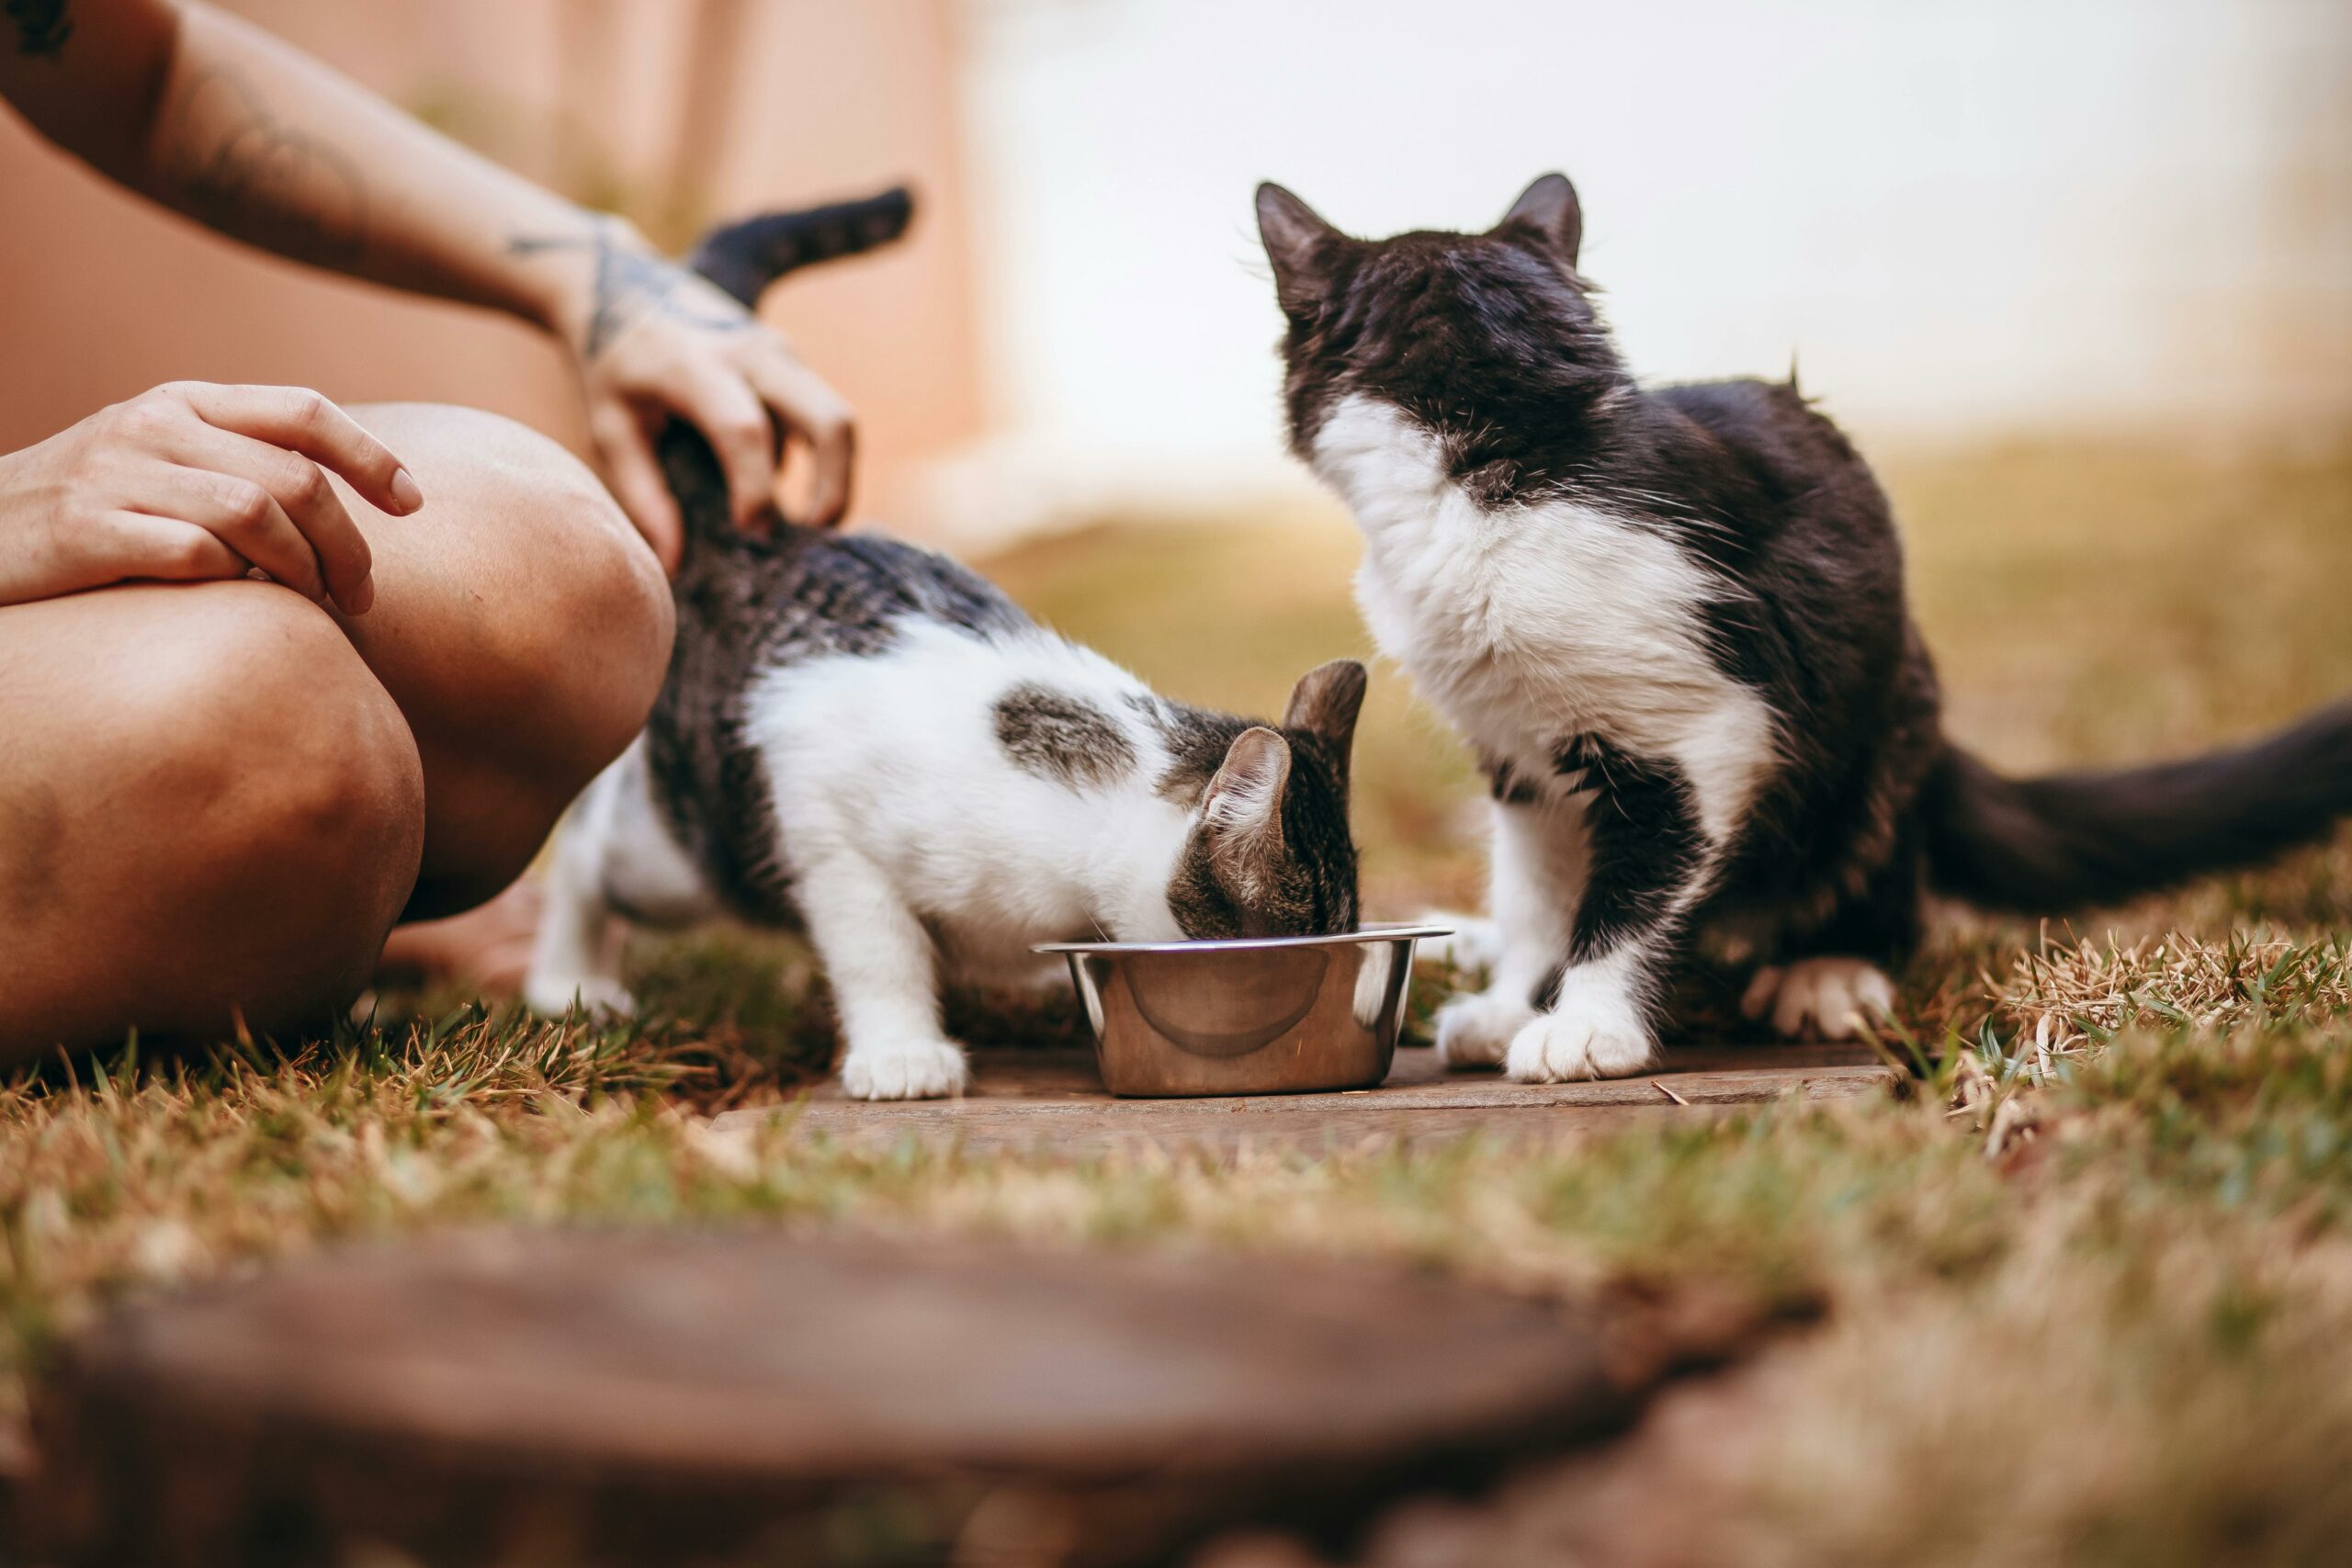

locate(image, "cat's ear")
(1499, 172), (1582, 268)
(1283, 660), (1368, 761)
(1202, 726), (1292, 887)
(1256, 183), (1340, 316)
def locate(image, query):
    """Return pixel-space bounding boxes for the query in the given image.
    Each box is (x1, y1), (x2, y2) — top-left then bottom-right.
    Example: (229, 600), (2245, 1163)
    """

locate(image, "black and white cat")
(1256, 172), (2352, 1083)
(526, 197), (1365, 1099)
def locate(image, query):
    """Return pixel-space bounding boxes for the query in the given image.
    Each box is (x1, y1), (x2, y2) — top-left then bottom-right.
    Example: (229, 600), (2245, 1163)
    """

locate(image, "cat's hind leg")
(1740, 958), (1895, 1040)
(1736, 844), (1918, 1041)
(524, 739), (708, 1017)
(523, 768), (635, 1018)
(1433, 797), (1582, 1068)
(792, 843), (968, 1100)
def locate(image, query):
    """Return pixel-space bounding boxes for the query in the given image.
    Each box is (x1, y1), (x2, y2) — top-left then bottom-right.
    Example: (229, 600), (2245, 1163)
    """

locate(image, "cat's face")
(1254, 175), (1623, 481)
(1164, 660), (1365, 939)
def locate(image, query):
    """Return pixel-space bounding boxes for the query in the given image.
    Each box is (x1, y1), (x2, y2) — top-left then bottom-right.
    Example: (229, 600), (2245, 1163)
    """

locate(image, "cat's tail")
(685, 186), (914, 308)
(658, 188), (915, 547)
(1920, 704), (2352, 910)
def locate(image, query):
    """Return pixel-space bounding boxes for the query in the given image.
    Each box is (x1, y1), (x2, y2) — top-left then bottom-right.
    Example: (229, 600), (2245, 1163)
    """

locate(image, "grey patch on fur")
(995, 685), (1136, 788)
(1130, 697), (1254, 807)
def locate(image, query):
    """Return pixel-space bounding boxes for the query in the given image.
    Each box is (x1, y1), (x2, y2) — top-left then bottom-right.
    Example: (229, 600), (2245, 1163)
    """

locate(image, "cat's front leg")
(792, 842), (969, 1100)
(1433, 794), (1582, 1068)
(1504, 736), (1713, 1084)
(1506, 948), (1667, 1082)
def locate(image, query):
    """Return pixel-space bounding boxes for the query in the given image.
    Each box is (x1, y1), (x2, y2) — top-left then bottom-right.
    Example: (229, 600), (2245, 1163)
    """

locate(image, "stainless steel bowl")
(1033, 925), (1452, 1098)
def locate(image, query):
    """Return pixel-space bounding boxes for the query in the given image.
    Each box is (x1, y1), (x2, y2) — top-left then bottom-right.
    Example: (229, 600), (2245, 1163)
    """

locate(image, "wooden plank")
(716, 1044), (1899, 1157)
(27, 1231), (1645, 1567)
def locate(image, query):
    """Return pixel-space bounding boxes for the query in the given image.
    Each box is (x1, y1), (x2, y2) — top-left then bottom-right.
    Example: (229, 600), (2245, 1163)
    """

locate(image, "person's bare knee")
(192, 591), (425, 997)
(103, 588), (424, 1037)
(0, 583), (424, 1055)
(334, 404), (673, 913)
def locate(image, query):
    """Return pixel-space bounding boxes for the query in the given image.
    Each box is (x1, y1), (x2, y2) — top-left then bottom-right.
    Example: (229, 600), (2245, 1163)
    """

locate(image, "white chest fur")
(1310, 395), (1775, 848)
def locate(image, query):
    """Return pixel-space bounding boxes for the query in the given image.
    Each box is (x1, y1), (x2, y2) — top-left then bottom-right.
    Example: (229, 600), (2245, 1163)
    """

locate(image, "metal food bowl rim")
(1032, 923), (1453, 958)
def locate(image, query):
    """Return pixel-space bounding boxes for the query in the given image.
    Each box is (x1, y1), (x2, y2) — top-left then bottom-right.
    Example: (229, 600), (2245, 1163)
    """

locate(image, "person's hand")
(551, 224), (855, 570)
(0, 382), (422, 616)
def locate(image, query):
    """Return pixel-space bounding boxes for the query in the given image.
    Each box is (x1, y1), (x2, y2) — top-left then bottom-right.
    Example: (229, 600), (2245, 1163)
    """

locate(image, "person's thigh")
(0, 581), (425, 1059)
(332, 404), (674, 918)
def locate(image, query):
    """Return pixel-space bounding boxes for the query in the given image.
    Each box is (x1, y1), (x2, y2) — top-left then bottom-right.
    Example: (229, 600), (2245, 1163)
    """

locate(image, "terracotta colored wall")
(0, 0), (983, 527)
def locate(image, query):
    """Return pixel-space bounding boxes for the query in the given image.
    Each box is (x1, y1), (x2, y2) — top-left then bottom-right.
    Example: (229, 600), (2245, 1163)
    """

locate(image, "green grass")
(6, 430), (2352, 1563)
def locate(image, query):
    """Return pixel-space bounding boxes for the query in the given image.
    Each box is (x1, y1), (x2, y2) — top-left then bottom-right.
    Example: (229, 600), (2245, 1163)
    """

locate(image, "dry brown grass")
(3, 428), (2351, 1562)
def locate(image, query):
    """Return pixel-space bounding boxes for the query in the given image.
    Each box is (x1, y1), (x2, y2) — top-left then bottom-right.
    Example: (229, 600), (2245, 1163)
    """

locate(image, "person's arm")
(0, 0), (852, 564)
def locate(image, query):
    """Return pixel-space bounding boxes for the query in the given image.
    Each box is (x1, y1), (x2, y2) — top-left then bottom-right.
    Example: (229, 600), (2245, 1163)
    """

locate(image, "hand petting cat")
(0, 0), (857, 580)
(531, 223), (857, 570)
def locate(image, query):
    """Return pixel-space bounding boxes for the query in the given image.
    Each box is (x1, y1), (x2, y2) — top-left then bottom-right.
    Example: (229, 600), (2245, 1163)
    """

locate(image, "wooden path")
(18, 1044), (1895, 1563)
(716, 1042), (1900, 1156)
(28, 1231), (1650, 1567)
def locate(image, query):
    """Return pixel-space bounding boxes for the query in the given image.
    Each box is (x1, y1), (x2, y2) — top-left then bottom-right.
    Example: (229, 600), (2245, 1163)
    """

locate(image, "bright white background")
(945, 0), (2351, 525)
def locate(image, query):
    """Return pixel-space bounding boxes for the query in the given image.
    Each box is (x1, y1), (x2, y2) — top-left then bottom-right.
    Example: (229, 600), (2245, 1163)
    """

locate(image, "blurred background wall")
(0, 0), (984, 523)
(1, 0), (2347, 545)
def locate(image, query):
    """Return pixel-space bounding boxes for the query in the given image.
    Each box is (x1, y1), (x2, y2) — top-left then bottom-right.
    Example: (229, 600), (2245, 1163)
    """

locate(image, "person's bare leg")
(331, 403), (673, 919)
(0, 582), (425, 1052)
(0, 405), (671, 1060)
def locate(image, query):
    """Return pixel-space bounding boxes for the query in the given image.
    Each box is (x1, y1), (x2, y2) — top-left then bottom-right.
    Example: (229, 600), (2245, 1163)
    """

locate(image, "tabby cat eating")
(526, 196), (1365, 1099)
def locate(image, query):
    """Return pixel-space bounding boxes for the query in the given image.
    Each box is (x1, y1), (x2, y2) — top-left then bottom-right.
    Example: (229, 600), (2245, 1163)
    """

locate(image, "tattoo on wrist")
(167, 66), (367, 266)
(507, 222), (749, 358)
(7, 0), (71, 58)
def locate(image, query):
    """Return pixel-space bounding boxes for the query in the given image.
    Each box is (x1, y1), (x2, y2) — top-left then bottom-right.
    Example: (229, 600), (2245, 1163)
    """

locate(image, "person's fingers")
(745, 351), (855, 528)
(669, 364), (779, 528)
(97, 511), (253, 584)
(165, 382), (422, 516)
(157, 426), (374, 615)
(130, 459), (335, 607)
(589, 400), (684, 572)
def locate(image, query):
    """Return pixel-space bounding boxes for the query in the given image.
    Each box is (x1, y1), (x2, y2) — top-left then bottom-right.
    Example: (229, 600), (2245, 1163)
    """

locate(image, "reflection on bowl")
(1034, 926), (1449, 1098)
(1125, 945), (1329, 1057)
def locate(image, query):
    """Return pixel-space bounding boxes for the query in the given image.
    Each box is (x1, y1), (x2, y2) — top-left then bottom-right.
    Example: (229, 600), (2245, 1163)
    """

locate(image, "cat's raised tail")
(1921, 703), (2352, 910)
(687, 186), (914, 308)
(656, 188), (915, 547)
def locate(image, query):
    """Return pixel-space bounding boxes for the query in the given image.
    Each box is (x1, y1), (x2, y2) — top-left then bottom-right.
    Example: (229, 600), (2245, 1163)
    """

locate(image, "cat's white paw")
(1415, 915), (1504, 976)
(1433, 988), (1536, 1069)
(523, 974), (636, 1019)
(840, 1039), (970, 1100)
(1505, 987), (1657, 1083)
(1740, 957), (1894, 1040)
